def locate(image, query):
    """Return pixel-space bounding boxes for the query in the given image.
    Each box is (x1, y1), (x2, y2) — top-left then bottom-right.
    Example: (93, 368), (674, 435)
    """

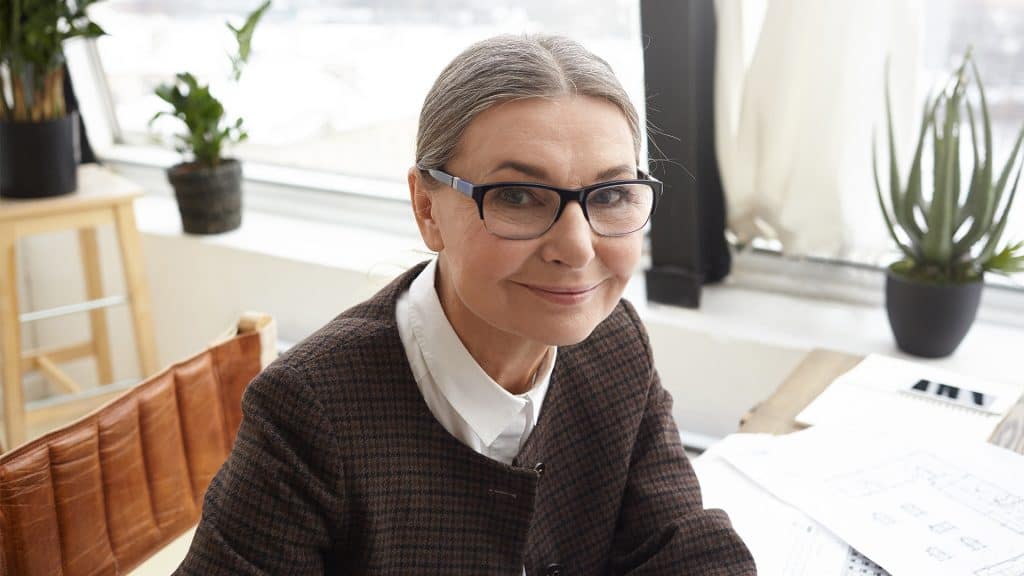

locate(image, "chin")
(515, 313), (605, 347)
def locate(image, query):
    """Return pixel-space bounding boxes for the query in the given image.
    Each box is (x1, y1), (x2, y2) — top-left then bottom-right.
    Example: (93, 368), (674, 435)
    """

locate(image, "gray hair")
(415, 34), (641, 174)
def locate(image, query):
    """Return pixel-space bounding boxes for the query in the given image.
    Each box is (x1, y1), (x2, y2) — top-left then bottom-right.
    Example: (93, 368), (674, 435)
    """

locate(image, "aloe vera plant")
(874, 49), (1024, 284)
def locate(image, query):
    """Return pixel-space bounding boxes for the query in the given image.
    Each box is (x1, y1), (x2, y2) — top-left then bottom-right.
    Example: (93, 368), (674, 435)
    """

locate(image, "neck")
(435, 258), (550, 395)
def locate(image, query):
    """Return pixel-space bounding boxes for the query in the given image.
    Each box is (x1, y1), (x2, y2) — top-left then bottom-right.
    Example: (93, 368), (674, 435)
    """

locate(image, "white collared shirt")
(395, 258), (556, 466)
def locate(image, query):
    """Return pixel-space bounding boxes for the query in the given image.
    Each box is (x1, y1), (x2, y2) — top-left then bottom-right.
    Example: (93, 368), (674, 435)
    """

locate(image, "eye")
(494, 187), (542, 207)
(589, 186), (630, 206)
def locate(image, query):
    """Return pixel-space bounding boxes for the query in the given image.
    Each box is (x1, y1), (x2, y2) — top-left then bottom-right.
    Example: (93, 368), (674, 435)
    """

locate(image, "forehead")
(452, 96), (636, 182)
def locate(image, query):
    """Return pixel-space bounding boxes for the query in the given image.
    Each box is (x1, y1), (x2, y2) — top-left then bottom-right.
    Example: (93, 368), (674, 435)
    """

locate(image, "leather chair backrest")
(0, 329), (264, 575)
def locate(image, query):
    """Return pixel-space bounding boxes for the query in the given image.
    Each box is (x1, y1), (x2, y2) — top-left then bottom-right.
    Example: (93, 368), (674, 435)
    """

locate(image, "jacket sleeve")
(174, 362), (346, 575)
(608, 369), (757, 575)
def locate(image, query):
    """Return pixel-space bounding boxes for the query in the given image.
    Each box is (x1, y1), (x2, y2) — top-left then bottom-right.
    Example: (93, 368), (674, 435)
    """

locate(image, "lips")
(517, 281), (603, 305)
(526, 284), (599, 294)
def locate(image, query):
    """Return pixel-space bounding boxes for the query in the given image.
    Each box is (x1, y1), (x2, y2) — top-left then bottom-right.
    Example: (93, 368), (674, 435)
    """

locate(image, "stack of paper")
(694, 447), (890, 576)
(697, 425), (1024, 576)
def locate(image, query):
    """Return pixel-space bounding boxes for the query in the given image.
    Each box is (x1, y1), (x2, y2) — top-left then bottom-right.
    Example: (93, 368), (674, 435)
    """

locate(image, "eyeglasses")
(418, 166), (663, 240)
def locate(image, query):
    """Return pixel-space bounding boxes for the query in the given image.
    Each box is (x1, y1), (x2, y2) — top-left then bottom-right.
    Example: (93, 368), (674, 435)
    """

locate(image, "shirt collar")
(407, 258), (556, 447)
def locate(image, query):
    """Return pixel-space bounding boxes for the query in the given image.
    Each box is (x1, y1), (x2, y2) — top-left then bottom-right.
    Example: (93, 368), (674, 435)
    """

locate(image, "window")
(925, 0), (1024, 257)
(720, 0), (1024, 288)
(90, 0), (645, 184)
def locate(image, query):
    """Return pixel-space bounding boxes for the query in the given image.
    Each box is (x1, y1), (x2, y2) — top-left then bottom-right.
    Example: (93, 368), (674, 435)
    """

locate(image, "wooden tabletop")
(0, 164), (143, 223)
(738, 348), (863, 434)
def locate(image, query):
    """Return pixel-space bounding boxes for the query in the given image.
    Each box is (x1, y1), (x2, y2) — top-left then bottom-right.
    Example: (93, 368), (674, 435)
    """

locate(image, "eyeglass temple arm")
(421, 167), (475, 197)
(639, 169), (661, 184)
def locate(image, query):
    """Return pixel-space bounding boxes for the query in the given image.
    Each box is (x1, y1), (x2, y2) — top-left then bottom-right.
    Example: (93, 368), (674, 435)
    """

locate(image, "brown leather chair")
(0, 313), (277, 575)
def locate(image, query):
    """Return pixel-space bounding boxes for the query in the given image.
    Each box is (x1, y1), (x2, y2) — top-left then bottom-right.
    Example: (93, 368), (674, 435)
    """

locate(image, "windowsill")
(633, 281), (1020, 386)
(134, 195), (429, 274)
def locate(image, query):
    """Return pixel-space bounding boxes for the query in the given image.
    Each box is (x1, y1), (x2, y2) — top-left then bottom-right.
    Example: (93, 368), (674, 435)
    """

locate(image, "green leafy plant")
(150, 0), (270, 168)
(0, 0), (106, 122)
(874, 48), (1024, 284)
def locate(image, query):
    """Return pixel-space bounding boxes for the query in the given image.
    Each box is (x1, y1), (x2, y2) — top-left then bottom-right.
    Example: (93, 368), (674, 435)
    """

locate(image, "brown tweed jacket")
(175, 262), (755, 575)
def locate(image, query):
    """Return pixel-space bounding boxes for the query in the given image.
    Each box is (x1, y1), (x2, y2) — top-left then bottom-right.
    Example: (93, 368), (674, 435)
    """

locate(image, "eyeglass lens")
(481, 183), (655, 239)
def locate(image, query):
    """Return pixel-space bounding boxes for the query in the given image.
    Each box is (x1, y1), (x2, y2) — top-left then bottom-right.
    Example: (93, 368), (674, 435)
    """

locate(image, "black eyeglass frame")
(418, 166), (664, 239)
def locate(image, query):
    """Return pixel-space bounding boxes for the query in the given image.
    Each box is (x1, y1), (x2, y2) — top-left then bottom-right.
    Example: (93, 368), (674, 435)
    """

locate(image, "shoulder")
(248, 264), (427, 403)
(237, 316), (409, 455)
(282, 315), (397, 368)
(269, 262), (428, 381)
(268, 314), (406, 399)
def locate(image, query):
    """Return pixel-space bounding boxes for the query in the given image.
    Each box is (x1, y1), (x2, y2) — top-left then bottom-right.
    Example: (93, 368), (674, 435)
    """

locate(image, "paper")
(716, 426), (1024, 576)
(694, 443), (890, 576)
(796, 354), (1023, 441)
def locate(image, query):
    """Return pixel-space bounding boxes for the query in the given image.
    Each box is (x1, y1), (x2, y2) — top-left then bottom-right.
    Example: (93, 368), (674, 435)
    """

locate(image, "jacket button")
(545, 563), (562, 576)
(534, 462), (545, 477)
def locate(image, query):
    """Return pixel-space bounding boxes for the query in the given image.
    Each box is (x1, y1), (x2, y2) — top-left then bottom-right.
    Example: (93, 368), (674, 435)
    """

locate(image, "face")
(409, 95), (642, 347)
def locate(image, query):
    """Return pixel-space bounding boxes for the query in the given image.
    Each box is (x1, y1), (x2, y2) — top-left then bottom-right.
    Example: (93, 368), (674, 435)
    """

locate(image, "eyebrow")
(485, 160), (636, 183)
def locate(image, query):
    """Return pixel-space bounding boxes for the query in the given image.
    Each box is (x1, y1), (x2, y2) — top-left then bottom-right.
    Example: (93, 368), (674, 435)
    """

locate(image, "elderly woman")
(177, 34), (755, 575)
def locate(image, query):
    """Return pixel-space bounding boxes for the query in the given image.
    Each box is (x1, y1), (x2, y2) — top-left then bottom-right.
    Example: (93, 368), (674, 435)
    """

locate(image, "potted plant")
(0, 0), (105, 199)
(874, 48), (1024, 358)
(150, 0), (270, 234)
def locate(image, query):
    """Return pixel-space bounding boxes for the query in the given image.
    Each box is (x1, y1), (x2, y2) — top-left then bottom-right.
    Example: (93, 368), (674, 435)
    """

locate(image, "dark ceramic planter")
(885, 269), (983, 358)
(0, 112), (79, 199)
(167, 159), (242, 234)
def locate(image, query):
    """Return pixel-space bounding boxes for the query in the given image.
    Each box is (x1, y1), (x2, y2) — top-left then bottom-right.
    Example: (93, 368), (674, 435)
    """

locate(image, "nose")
(538, 202), (595, 269)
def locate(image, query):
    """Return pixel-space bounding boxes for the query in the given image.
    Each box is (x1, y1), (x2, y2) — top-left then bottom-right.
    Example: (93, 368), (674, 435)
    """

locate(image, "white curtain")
(715, 0), (924, 260)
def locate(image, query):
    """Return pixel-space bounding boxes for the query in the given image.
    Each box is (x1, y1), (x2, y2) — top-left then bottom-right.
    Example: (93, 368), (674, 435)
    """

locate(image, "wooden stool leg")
(79, 227), (114, 385)
(0, 232), (25, 449)
(114, 203), (159, 377)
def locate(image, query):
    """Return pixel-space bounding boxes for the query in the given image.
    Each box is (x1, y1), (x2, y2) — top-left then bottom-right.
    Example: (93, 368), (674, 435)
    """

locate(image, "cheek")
(444, 219), (531, 294)
(597, 235), (643, 290)
(435, 197), (480, 248)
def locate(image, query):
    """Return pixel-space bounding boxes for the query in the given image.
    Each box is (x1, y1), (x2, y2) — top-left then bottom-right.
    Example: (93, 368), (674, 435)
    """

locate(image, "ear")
(408, 166), (445, 252)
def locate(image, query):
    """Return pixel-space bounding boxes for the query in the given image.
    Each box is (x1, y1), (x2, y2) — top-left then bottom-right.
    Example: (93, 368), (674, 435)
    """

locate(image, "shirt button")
(534, 462), (545, 477)
(545, 563), (563, 576)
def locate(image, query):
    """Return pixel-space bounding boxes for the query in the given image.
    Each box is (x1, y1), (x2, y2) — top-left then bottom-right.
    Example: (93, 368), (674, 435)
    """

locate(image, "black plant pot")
(885, 269), (983, 358)
(167, 159), (242, 235)
(0, 112), (79, 199)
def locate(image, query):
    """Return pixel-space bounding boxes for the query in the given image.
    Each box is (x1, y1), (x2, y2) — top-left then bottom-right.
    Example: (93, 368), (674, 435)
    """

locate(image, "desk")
(738, 349), (862, 434)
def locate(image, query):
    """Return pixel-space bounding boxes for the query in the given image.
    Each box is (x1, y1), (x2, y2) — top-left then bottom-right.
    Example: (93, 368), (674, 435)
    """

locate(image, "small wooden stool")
(0, 164), (158, 450)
